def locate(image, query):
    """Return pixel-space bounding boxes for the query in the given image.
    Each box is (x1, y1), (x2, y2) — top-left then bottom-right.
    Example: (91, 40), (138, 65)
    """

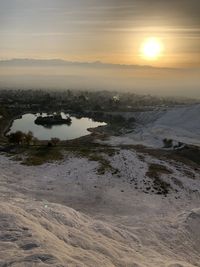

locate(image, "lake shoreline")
(0, 113), (25, 143)
(3, 114), (23, 138)
(2, 112), (109, 144)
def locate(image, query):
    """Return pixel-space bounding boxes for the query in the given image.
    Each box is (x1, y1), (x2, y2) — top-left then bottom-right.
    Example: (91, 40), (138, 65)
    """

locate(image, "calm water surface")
(9, 113), (106, 140)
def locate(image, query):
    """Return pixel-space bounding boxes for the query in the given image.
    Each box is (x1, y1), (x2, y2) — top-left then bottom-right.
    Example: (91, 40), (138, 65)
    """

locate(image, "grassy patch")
(2, 139), (118, 172)
(172, 146), (200, 166)
(146, 163), (172, 195)
(1, 145), (27, 158)
(72, 147), (118, 175)
(64, 142), (116, 158)
(12, 155), (24, 162)
(64, 143), (118, 175)
(88, 154), (115, 175)
(64, 144), (118, 175)
(22, 146), (63, 166)
(127, 144), (200, 169)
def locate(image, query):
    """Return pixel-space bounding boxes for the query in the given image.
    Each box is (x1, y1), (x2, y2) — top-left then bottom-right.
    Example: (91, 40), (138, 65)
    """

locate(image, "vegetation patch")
(173, 146), (200, 166)
(129, 145), (200, 169)
(146, 163), (172, 196)
(22, 147), (64, 166)
(12, 155), (24, 162)
(88, 153), (117, 175)
(67, 146), (117, 175)
(63, 142), (118, 175)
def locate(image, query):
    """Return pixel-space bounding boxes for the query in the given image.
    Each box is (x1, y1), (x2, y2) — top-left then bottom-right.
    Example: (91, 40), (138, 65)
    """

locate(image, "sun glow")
(141, 38), (163, 60)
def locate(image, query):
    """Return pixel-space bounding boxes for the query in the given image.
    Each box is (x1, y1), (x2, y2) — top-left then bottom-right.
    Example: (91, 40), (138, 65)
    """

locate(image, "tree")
(51, 137), (60, 146)
(24, 131), (33, 145)
(32, 137), (38, 146)
(8, 131), (25, 145)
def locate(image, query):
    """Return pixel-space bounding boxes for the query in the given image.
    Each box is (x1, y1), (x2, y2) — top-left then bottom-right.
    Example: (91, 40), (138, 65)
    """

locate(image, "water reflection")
(9, 113), (106, 140)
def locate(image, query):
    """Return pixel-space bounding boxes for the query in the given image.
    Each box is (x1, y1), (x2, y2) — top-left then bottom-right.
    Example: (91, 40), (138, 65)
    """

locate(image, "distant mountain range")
(0, 58), (177, 70)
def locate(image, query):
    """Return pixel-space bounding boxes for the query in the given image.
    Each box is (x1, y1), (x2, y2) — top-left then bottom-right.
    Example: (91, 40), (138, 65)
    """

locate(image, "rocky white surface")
(0, 147), (200, 267)
(104, 104), (200, 148)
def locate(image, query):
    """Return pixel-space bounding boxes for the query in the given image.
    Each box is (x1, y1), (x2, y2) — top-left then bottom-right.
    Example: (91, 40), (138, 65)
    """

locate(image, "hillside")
(106, 104), (200, 148)
(0, 144), (200, 266)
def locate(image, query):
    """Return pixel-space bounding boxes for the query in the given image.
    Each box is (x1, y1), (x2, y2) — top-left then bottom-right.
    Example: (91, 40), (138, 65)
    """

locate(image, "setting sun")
(141, 38), (163, 60)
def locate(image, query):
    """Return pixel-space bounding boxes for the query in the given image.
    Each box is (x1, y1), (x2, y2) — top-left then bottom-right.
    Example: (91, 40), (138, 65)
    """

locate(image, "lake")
(8, 113), (106, 140)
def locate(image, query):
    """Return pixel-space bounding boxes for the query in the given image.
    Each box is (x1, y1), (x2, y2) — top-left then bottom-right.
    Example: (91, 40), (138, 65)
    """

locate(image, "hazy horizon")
(0, 58), (199, 98)
(0, 0), (199, 98)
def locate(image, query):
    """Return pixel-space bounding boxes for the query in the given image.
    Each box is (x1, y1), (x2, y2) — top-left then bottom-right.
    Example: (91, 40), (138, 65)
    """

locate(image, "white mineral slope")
(0, 148), (200, 266)
(0, 199), (200, 267)
(105, 104), (200, 148)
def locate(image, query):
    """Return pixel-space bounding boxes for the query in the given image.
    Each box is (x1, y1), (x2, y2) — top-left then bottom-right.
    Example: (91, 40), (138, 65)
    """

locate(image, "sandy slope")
(0, 148), (200, 267)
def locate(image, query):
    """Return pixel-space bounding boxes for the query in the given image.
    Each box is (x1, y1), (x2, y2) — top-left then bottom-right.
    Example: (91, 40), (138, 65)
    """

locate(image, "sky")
(0, 0), (200, 67)
(0, 0), (199, 97)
